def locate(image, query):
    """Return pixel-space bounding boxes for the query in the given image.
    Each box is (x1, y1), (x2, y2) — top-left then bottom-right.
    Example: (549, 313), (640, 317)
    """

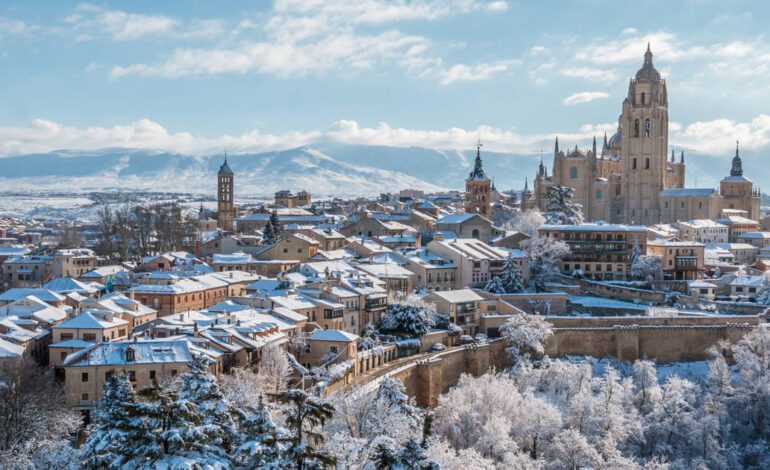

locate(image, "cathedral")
(521, 45), (760, 224)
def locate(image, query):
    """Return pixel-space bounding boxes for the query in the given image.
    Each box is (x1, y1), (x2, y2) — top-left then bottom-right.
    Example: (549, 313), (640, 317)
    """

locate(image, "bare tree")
(257, 343), (293, 395)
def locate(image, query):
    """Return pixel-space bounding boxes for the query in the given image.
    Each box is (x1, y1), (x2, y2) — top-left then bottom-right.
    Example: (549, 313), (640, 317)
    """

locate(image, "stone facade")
(217, 158), (235, 232)
(525, 46), (760, 225)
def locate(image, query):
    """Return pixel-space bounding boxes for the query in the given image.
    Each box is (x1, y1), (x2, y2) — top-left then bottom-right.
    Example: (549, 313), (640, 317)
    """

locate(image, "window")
(645, 158), (650, 169)
(82, 393), (89, 401)
(81, 372), (89, 382)
(641, 92), (645, 104)
(126, 347), (135, 362)
(634, 119), (640, 137)
(644, 118), (651, 138)
(128, 371), (136, 382)
(329, 345), (339, 354)
(632, 158), (637, 170)
(171, 369), (178, 377)
(60, 351), (67, 361)
(82, 333), (96, 342)
(570, 167), (578, 179)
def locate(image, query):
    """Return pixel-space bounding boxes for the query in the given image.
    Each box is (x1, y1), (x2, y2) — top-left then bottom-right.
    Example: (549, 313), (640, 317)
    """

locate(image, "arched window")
(644, 118), (651, 138)
(632, 158), (637, 169)
(645, 158), (650, 169)
(471, 229), (480, 239)
(641, 92), (645, 104)
(634, 119), (640, 137)
(570, 167), (578, 179)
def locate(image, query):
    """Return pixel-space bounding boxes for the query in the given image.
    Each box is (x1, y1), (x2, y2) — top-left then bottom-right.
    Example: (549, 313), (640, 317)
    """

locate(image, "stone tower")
(720, 141), (761, 220)
(217, 156), (235, 231)
(619, 44), (669, 225)
(465, 143), (492, 219)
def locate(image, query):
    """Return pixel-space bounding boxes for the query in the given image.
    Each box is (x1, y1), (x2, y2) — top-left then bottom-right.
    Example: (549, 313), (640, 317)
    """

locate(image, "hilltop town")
(2, 47), (769, 469)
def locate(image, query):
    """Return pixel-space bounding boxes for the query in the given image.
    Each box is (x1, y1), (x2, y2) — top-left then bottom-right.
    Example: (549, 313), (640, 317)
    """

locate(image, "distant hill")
(0, 144), (760, 198)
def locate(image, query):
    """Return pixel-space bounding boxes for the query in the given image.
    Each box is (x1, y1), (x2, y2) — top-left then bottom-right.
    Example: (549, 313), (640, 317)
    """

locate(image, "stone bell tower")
(217, 156), (235, 231)
(620, 44), (669, 225)
(465, 142), (492, 219)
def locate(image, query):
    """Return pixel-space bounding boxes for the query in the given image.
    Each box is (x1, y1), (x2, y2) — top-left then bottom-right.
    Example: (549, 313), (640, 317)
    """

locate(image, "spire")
(731, 140), (743, 176)
(538, 150), (545, 177)
(592, 135), (597, 156)
(603, 131), (608, 149)
(680, 150), (685, 164)
(645, 42), (652, 65)
(524, 176), (529, 192)
(554, 136), (559, 154)
(467, 140), (489, 180)
(671, 148), (675, 162)
(218, 152), (233, 175)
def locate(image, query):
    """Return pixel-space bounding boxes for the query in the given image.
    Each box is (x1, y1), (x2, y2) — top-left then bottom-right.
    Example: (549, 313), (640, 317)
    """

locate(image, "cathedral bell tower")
(217, 156), (235, 232)
(465, 142), (492, 219)
(620, 44), (669, 225)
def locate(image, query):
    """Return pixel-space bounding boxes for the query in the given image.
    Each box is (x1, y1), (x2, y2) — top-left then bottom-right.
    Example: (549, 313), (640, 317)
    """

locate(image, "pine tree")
(544, 185), (583, 225)
(81, 373), (158, 469)
(499, 252), (525, 293)
(272, 389), (336, 470)
(367, 436), (399, 469)
(269, 210), (282, 240)
(397, 439), (439, 470)
(234, 395), (285, 468)
(484, 275), (506, 294)
(179, 354), (240, 456)
(263, 222), (275, 245)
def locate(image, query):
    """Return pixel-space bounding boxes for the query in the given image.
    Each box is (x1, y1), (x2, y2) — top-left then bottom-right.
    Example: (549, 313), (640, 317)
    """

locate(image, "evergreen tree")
(544, 185), (583, 225)
(179, 354), (240, 455)
(269, 210), (282, 240)
(234, 395), (286, 469)
(81, 373), (157, 469)
(499, 252), (525, 293)
(272, 389), (336, 470)
(397, 439), (440, 470)
(367, 436), (399, 469)
(263, 222), (276, 245)
(484, 275), (506, 294)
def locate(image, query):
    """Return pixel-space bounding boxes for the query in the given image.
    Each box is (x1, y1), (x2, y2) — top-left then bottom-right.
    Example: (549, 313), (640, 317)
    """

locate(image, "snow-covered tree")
(272, 389), (336, 469)
(219, 366), (264, 410)
(485, 252), (525, 294)
(632, 360), (661, 416)
(179, 354), (240, 456)
(262, 222), (276, 245)
(269, 210), (282, 240)
(502, 210), (545, 239)
(544, 428), (602, 470)
(234, 395), (286, 469)
(379, 296), (436, 336)
(631, 253), (663, 282)
(499, 313), (554, 363)
(522, 235), (570, 291)
(544, 185), (583, 225)
(0, 358), (80, 469)
(754, 282), (770, 305)
(81, 373), (155, 469)
(257, 342), (293, 395)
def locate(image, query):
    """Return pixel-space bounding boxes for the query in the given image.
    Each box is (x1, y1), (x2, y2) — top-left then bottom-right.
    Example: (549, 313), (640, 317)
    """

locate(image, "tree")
(179, 354), (240, 456)
(219, 367), (265, 410)
(57, 223), (83, 249)
(271, 389), (336, 470)
(81, 373), (155, 469)
(502, 210), (545, 239)
(522, 235), (570, 292)
(499, 313), (553, 364)
(379, 297), (436, 336)
(234, 395), (286, 469)
(486, 252), (526, 294)
(544, 185), (583, 225)
(544, 428), (602, 470)
(257, 343), (293, 395)
(0, 358), (80, 468)
(267, 210), (282, 242)
(631, 252), (663, 283)
(263, 221), (276, 245)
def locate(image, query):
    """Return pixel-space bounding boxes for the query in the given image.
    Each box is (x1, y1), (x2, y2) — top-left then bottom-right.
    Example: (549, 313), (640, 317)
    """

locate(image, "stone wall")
(545, 315), (761, 362)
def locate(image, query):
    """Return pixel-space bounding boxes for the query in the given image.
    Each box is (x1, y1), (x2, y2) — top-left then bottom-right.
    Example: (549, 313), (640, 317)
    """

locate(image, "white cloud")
(562, 91), (610, 106)
(66, 4), (179, 41)
(4, 114), (768, 157)
(0, 16), (33, 35)
(438, 60), (517, 85)
(559, 66), (617, 83)
(108, 0), (513, 84)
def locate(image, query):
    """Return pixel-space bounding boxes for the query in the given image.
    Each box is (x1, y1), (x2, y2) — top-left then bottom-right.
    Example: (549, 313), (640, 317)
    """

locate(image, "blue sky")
(0, 0), (769, 157)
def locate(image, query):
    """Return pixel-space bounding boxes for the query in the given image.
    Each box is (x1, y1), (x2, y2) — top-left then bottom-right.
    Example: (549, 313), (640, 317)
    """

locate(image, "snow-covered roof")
(54, 311), (128, 330)
(716, 216), (759, 225)
(42, 277), (101, 295)
(436, 213), (481, 225)
(64, 340), (196, 367)
(677, 220), (727, 229)
(689, 280), (717, 288)
(728, 275), (765, 287)
(540, 223), (647, 232)
(212, 251), (255, 264)
(431, 238), (508, 261)
(79, 265), (127, 278)
(736, 232), (770, 239)
(428, 288), (484, 303)
(49, 339), (94, 349)
(0, 337), (25, 358)
(308, 329), (359, 342)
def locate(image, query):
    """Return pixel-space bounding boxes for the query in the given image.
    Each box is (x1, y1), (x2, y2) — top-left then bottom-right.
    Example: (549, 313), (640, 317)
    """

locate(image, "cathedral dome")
(608, 130), (622, 149)
(635, 43), (661, 82)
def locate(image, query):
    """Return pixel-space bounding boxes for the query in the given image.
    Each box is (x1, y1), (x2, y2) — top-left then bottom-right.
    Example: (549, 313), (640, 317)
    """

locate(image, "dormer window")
(125, 347), (135, 362)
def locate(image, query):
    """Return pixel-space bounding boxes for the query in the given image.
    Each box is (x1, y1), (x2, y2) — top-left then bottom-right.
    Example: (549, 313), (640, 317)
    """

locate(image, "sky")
(0, 0), (769, 158)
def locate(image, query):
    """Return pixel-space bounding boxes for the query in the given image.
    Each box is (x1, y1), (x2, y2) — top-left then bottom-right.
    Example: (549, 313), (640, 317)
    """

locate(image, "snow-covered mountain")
(0, 144), (757, 197)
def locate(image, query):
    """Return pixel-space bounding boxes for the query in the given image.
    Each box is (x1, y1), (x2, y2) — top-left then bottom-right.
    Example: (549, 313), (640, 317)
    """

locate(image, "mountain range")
(0, 144), (760, 198)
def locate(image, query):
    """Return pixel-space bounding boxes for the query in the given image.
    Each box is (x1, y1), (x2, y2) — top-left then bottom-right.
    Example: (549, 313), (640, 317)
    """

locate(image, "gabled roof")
(308, 329), (359, 342)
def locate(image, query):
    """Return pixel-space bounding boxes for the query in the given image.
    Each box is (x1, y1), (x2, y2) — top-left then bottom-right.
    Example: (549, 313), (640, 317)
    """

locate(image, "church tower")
(465, 142), (492, 219)
(720, 141), (760, 220)
(619, 44), (669, 225)
(217, 156), (235, 231)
